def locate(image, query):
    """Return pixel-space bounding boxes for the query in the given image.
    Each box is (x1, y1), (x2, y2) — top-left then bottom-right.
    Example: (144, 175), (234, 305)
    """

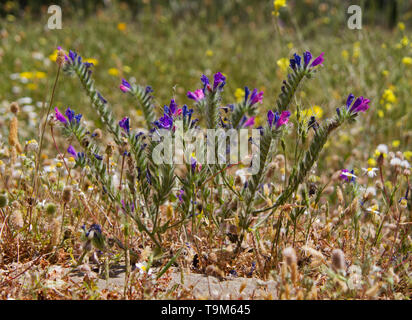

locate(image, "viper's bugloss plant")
(57, 48), (371, 254)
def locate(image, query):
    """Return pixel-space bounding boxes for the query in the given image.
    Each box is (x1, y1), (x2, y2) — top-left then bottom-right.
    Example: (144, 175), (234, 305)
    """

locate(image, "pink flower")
(276, 111), (291, 128)
(187, 89), (205, 102)
(55, 107), (67, 124)
(310, 52), (325, 68)
(244, 116), (256, 127)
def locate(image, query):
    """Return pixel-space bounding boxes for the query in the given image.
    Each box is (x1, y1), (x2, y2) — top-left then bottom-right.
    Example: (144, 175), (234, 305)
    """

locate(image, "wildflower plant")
(57, 48), (372, 258)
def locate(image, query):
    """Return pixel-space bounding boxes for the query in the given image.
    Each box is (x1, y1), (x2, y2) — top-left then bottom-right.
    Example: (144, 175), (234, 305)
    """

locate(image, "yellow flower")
(272, 0), (287, 16)
(398, 22), (405, 31)
(35, 71), (46, 79)
(385, 103), (392, 111)
(382, 70), (389, 77)
(123, 65), (131, 73)
(298, 105), (324, 119)
(401, 36), (409, 47)
(368, 158), (377, 167)
(377, 110), (384, 118)
(26, 83), (38, 90)
(404, 151), (412, 160)
(402, 57), (412, 66)
(353, 42), (361, 59)
(234, 88), (245, 103)
(382, 89), (397, 103)
(108, 68), (119, 76)
(49, 49), (59, 62)
(392, 140), (400, 148)
(84, 58), (98, 66)
(341, 50), (349, 61)
(205, 50), (213, 57)
(117, 22), (127, 31)
(277, 57), (289, 73)
(20, 72), (33, 79)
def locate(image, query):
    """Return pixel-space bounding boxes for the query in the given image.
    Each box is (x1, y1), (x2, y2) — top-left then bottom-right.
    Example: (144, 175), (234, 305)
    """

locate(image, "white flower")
(25, 139), (38, 152)
(390, 157), (402, 167)
(376, 144), (388, 155)
(340, 170), (358, 180)
(17, 97), (32, 105)
(366, 205), (380, 215)
(362, 167), (378, 178)
(135, 262), (154, 277)
(401, 160), (410, 169)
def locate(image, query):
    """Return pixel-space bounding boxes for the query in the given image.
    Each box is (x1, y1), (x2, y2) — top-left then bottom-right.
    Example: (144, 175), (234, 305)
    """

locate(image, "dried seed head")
(56, 49), (66, 67)
(331, 249), (345, 272)
(49, 218), (61, 246)
(92, 128), (103, 139)
(45, 203), (57, 216)
(105, 142), (115, 157)
(10, 102), (20, 114)
(336, 186), (344, 205)
(9, 210), (24, 230)
(9, 117), (22, 153)
(62, 186), (73, 203)
(283, 247), (297, 267)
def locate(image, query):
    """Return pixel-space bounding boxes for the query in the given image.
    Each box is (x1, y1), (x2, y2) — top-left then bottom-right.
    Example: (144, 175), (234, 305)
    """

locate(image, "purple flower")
(119, 117), (130, 133)
(340, 169), (356, 182)
(276, 111), (291, 128)
(187, 89), (205, 102)
(65, 108), (75, 123)
(145, 86), (154, 94)
(293, 54), (302, 67)
(213, 72), (226, 90)
(349, 96), (371, 114)
(97, 92), (107, 104)
(156, 113), (173, 130)
(201, 74), (209, 93)
(67, 145), (77, 158)
(303, 51), (313, 66)
(249, 89), (264, 105)
(55, 107), (67, 124)
(178, 189), (184, 202)
(243, 116), (256, 128)
(74, 114), (82, 123)
(119, 79), (131, 93)
(191, 157), (197, 173)
(94, 154), (103, 161)
(267, 110), (275, 128)
(244, 87), (251, 103)
(310, 52), (325, 67)
(346, 94), (355, 108)
(290, 54), (302, 70)
(169, 99), (177, 115)
(68, 50), (77, 62)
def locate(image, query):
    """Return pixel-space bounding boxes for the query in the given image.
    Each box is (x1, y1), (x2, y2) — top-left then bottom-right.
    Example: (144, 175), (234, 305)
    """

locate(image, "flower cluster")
(289, 51), (325, 70)
(55, 107), (82, 124)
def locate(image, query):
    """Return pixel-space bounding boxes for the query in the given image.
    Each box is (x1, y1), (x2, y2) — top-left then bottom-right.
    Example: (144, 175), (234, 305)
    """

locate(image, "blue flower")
(119, 117), (130, 133)
(303, 51), (313, 66)
(65, 108), (75, 123)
